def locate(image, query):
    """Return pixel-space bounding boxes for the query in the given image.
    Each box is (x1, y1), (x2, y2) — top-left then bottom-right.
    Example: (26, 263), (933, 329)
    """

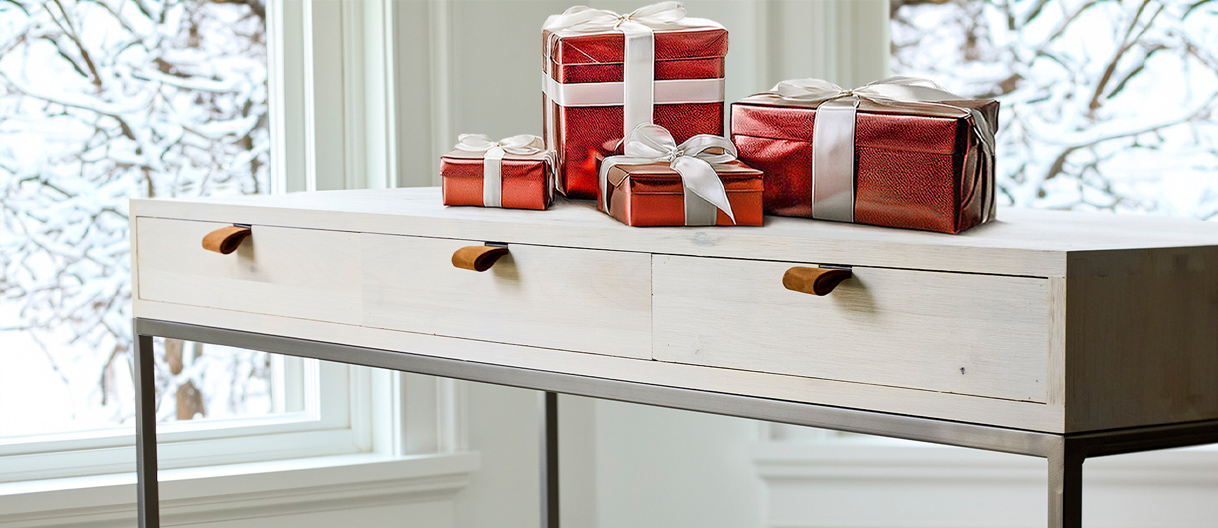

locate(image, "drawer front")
(136, 218), (363, 324)
(653, 255), (1049, 402)
(362, 235), (651, 358)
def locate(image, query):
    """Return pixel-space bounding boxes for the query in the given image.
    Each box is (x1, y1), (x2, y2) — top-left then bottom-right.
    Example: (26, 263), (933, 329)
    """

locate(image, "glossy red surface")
(551, 102), (724, 198)
(596, 159), (763, 227)
(441, 155), (552, 210)
(730, 99), (999, 234)
(545, 27), (728, 65)
(544, 26), (728, 200)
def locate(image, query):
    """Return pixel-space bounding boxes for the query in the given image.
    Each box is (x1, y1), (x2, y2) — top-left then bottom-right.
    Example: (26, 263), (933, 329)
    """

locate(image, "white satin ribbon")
(543, 76), (724, 107)
(760, 76), (998, 223)
(599, 124), (737, 226)
(542, 2), (721, 137)
(453, 134), (549, 207)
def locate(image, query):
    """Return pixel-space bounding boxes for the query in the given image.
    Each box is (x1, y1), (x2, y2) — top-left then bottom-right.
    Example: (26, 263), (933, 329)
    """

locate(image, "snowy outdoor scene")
(1, 0), (276, 441)
(2, 0), (1217, 446)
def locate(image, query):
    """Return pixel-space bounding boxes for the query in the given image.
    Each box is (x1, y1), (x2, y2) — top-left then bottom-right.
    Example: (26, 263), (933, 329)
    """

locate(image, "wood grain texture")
(361, 235), (652, 359)
(653, 255), (1051, 402)
(137, 218), (364, 325)
(1064, 246), (1218, 432)
(128, 187), (1218, 278)
(132, 300), (1064, 432)
(128, 186), (1218, 434)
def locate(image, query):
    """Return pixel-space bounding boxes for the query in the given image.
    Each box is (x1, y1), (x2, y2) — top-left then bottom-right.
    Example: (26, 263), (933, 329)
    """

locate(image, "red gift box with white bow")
(543, 2), (728, 199)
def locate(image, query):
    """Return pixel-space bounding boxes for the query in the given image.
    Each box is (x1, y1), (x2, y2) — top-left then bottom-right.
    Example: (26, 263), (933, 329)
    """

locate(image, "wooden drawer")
(652, 255), (1050, 402)
(135, 217), (363, 324)
(361, 235), (652, 359)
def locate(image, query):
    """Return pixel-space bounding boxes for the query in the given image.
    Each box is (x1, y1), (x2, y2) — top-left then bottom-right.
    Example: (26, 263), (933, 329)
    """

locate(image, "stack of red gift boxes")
(441, 2), (999, 235)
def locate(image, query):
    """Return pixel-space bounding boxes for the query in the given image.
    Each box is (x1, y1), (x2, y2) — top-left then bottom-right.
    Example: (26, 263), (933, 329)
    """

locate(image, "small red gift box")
(731, 77), (999, 234)
(441, 135), (554, 210)
(543, 4), (728, 199)
(595, 125), (762, 227)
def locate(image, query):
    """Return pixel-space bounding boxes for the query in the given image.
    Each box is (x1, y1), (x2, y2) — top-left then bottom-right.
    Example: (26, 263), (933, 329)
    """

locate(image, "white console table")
(130, 187), (1218, 528)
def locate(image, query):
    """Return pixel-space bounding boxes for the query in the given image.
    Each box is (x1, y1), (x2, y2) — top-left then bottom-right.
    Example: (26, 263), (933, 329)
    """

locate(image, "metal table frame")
(134, 318), (1218, 528)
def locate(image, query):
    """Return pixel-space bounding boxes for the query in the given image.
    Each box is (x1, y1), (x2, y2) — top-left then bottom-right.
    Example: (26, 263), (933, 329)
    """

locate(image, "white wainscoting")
(753, 439), (1218, 528)
(0, 453), (478, 528)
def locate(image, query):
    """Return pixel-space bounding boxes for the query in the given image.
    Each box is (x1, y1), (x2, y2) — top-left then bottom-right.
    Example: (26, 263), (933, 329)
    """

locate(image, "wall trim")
(753, 440), (1218, 528)
(0, 452), (479, 528)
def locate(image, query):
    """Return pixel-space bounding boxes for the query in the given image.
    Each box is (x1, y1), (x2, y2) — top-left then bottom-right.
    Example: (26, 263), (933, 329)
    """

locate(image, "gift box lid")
(545, 25), (728, 66)
(732, 96), (999, 156)
(441, 149), (553, 162)
(603, 159), (762, 189)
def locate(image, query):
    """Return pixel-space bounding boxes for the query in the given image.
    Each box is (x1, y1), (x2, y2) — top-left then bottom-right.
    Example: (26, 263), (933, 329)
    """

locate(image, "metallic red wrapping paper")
(544, 26), (728, 199)
(441, 153), (552, 210)
(730, 98), (999, 234)
(595, 154), (763, 227)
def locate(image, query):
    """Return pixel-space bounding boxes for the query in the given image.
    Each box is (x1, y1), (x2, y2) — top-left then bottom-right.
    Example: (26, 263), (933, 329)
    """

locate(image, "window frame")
(0, 0), (435, 485)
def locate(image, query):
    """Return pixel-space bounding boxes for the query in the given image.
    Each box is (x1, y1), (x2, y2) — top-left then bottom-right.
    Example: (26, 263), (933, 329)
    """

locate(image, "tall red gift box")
(731, 77), (999, 234)
(543, 4), (728, 199)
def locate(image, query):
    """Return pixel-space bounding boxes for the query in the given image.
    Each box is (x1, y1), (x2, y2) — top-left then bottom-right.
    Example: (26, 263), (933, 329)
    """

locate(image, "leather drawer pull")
(202, 225), (252, 255)
(783, 266), (852, 296)
(453, 245), (510, 272)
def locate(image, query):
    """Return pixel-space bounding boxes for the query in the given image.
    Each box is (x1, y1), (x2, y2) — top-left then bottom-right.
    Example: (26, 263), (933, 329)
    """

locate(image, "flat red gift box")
(731, 95), (998, 234)
(441, 151), (553, 210)
(543, 23), (728, 199)
(595, 153), (762, 227)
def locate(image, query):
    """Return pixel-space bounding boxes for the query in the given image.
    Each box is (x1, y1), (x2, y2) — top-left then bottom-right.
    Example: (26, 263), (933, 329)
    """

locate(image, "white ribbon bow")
(761, 76), (998, 223)
(453, 134), (549, 207)
(543, 2), (697, 138)
(599, 124), (737, 226)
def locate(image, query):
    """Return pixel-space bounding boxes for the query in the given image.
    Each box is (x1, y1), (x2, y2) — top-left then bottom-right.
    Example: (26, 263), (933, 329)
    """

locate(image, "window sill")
(0, 451), (480, 527)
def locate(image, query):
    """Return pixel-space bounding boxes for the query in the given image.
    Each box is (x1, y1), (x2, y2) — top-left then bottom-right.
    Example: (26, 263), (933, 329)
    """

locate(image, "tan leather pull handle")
(452, 245), (509, 272)
(202, 226), (252, 255)
(783, 266), (852, 296)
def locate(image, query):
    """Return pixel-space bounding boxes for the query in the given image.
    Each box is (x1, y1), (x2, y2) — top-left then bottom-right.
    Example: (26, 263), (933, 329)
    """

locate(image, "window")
(0, 0), (376, 482)
(890, 0), (1218, 217)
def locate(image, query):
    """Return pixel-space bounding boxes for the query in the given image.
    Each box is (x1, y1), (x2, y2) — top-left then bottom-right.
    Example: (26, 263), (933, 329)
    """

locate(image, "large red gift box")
(731, 79), (999, 234)
(441, 141), (553, 211)
(543, 6), (728, 199)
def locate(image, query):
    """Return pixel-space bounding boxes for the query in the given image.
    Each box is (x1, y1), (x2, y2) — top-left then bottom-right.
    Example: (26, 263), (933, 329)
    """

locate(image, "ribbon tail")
(673, 156), (734, 225)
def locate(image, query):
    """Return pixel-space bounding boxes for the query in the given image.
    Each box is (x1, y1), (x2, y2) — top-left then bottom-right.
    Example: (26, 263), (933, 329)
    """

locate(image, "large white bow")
(453, 134), (550, 207)
(454, 134), (546, 156)
(758, 76), (998, 223)
(542, 2), (689, 34)
(600, 124), (737, 225)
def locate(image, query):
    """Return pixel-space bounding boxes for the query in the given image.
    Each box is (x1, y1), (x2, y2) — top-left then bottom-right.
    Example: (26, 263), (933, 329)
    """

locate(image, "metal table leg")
(1047, 441), (1083, 528)
(540, 391), (559, 528)
(134, 329), (160, 528)
(130, 319), (1218, 528)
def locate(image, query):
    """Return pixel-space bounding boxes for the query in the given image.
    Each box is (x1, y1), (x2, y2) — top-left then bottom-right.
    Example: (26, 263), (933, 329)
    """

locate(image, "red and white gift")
(731, 77), (999, 234)
(596, 125), (762, 227)
(543, 2), (728, 199)
(441, 134), (554, 210)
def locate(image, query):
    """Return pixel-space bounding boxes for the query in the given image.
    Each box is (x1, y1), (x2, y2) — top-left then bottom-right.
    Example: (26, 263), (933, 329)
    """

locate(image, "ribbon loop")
(600, 124), (736, 226)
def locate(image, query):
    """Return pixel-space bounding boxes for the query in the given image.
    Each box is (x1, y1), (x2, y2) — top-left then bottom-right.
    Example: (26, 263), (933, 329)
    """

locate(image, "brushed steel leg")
(135, 331), (160, 528)
(540, 391), (559, 528)
(1047, 442), (1083, 528)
